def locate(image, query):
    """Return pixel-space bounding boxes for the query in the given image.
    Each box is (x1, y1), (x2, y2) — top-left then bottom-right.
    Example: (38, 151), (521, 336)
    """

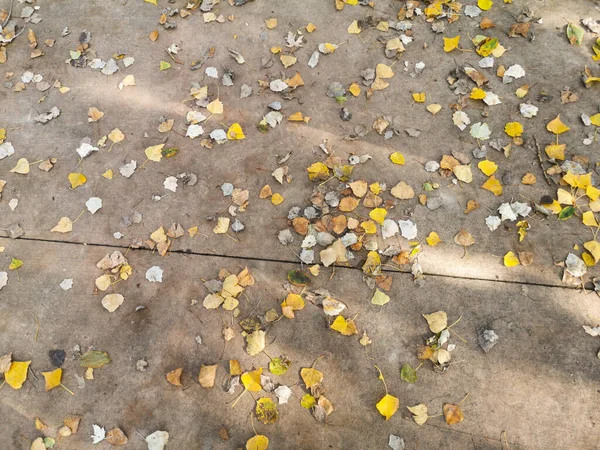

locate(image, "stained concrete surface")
(1, 0), (600, 449)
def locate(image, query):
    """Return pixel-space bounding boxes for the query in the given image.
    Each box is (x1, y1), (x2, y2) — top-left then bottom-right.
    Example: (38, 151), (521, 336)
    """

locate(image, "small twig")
(533, 135), (551, 186)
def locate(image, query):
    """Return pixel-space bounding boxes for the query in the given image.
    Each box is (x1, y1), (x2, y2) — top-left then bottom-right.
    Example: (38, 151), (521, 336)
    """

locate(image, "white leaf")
(478, 56), (494, 68)
(452, 111), (470, 131)
(146, 431), (169, 450)
(0, 272), (7, 290)
(123, 56), (135, 67)
(101, 58), (119, 75)
(485, 215), (501, 231)
(503, 64), (525, 83)
(60, 278), (73, 290)
(163, 176), (178, 192)
(519, 103), (538, 118)
(381, 219), (399, 239)
(498, 203), (517, 221)
(210, 129), (227, 143)
(186, 124), (204, 139)
(86, 197), (103, 214)
(269, 79), (288, 92)
(275, 385), (293, 404)
(470, 122), (491, 140)
(0, 142), (15, 160)
(205, 67), (218, 78)
(76, 141), (99, 158)
(101, 293), (124, 312)
(91, 424), (106, 444)
(483, 92), (501, 106)
(583, 325), (600, 337)
(8, 198), (18, 211)
(308, 51), (320, 68)
(145, 266), (163, 283)
(120, 160), (137, 178)
(398, 220), (417, 239)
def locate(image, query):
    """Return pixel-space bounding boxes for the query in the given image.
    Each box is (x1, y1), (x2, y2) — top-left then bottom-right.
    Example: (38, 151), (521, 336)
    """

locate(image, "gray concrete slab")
(1, 238), (599, 449)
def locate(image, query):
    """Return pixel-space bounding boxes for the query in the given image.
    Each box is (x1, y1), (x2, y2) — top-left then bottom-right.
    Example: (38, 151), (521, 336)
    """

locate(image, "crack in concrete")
(2, 236), (579, 291)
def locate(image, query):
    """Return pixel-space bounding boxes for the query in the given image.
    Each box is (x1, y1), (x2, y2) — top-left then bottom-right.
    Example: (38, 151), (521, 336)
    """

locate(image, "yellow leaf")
(51, 217), (73, 233)
(307, 162), (330, 181)
(470, 87), (486, 99)
(422, 311), (447, 333)
(407, 404), (429, 425)
(145, 144), (165, 162)
(347, 20), (361, 34)
(557, 188), (574, 205)
(270, 46), (281, 54)
(227, 123), (245, 140)
(443, 403), (465, 425)
(376, 394), (399, 421)
(68, 172), (86, 189)
(265, 18), (277, 29)
(102, 169), (113, 179)
(9, 257), (23, 270)
(546, 115), (570, 134)
(41, 368), (62, 391)
(478, 0), (493, 10)
(300, 367), (323, 388)
(369, 182), (381, 194)
(348, 83), (361, 96)
(241, 368), (263, 392)
(412, 92), (425, 103)
(563, 171), (591, 189)
(426, 104), (442, 115)
(246, 435), (269, 450)
(515, 85), (529, 98)
(426, 231), (441, 246)
(10, 158), (30, 174)
(271, 193), (284, 205)
(504, 122), (523, 137)
(590, 113), (600, 126)
(443, 36), (460, 52)
(481, 175), (502, 195)
(108, 128), (125, 144)
(361, 220), (377, 234)
(389, 152), (405, 165)
(521, 173), (536, 185)
(207, 98), (224, 114)
(544, 144), (566, 160)
(144, 0), (157, 4)
(453, 165), (473, 183)
(369, 208), (387, 225)
(477, 160), (498, 176)
(5, 361), (31, 389)
(330, 315), (358, 335)
(584, 241), (600, 262)
(587, 185), (600, 201)
(583, 211), (598, 227)
(281, 293), (304, 311)
(375, 63), (394, 79)
(288, 111), (305, 121)
(306, 23), (316, 33)
(88, 107), (104, 122)
(118, 74), (135, 90)
(213, 217), (230, 234)
(280, 54), (297, 68)
(503, 251), (520, 267)
(582, 252), (596, 267)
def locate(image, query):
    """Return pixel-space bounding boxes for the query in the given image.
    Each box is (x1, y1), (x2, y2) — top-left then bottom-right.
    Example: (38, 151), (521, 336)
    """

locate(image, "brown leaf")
(331, 215), (347, 234)
(363, 191), (383, 208)
(348, 180), (368, 197)
(292, 217), (309, 235)
(443, 403), (464, 425)
(149, 30), (159, 41)
(454, 230), (475, 247)
(259, 185), (272, 198)
(339, 196), (359, 212)
(64, 415), (82, 434)
(464, 200), (480, 214)
(518, 251), (533, 266)
(166, 368), (183, 386)
(390, 181), (414, 200)
(416, 345), (434, 360)
(480, 17), (495, 29)
(440, 155), (460, 170)
(218, 427), (230, 441)
(106, 428), (128, 446)
(509, 22), (530, 38)
(199, 364), (218, 388)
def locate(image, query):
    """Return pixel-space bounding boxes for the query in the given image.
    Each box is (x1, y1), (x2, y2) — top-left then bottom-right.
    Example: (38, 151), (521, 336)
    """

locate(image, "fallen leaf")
(41, 368), (62, 391)
(246, 435), (269, 450)
(300, 367), (323, 388)
(330, 315), (358, 335)
(407, 404), (428, 425)
(546, 115), (570, 134)
(166, 368), (183, 386)
(422, 311), (447, 333)
(376, 394), (399, 421)
(389, 152), (405, 165)
(256, 397), (278, 424)
(443, 36), (460, 52)
(481, 175), (502, 195)
(443, 403), (465, 425)
(51, 217), (73, 233)
(477, 160), (497, 176)
(199, 364), (217, 388)
(454, 229), (475, 247)
(10, 158), (30, 174)
(5, 361), (31, 389)
(504, 251), (520, 267)
(241, 368), (263, 392)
